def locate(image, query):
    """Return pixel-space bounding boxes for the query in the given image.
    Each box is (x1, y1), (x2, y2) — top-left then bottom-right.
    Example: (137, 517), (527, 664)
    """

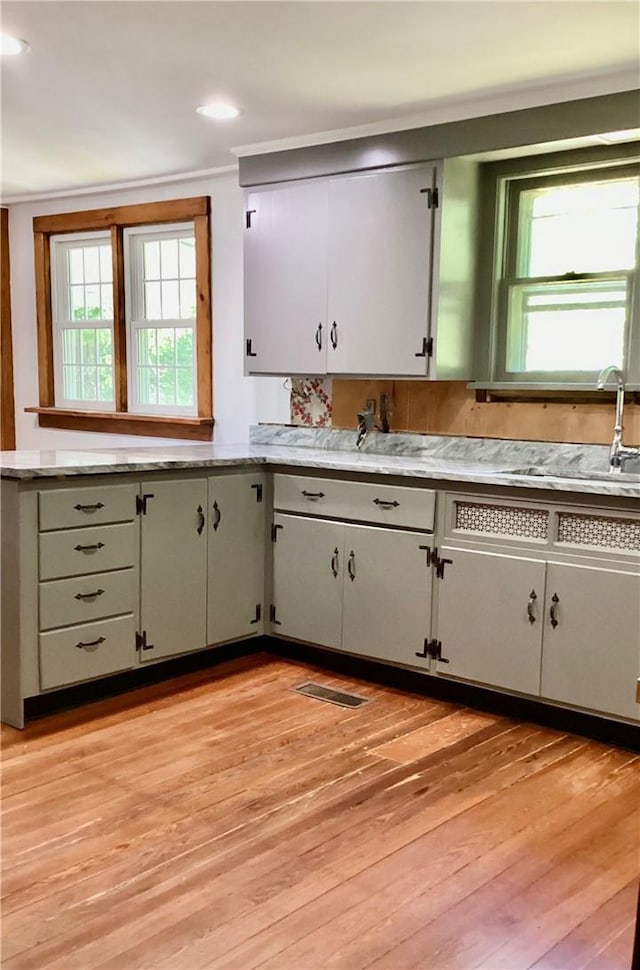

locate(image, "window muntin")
(497, 162), (639, 383)
(125, 224), (197, 416)
(51, 232), (115, 410)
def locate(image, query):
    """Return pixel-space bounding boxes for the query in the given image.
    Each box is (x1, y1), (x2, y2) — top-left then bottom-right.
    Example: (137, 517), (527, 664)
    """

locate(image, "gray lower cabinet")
(272, 513), (433, 667)
(541, 562), (640, 721)
(139, 478), (208, 662)
(434, 546), (545, 696)
(207, 472), (266, 644)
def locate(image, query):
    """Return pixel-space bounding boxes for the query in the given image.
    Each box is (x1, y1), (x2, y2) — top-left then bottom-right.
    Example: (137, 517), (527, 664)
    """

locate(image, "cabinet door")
(272, 513), (343, 648)
(207, 472), (266, 644)
(435, 546), (545, 695)
(541, 562), (640, 721)
(139, 478), (208, 661)
(341, 525), (433, 666)
(243, 181), (328, 375)
(327, 165), (434, 376)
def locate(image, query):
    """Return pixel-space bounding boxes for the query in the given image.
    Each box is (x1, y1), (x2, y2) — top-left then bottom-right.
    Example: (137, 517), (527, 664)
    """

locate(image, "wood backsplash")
(332, 380), (640, 446)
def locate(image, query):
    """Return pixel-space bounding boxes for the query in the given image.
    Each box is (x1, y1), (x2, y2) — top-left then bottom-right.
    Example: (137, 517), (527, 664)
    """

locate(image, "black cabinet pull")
(301, 490), (325, 499)
(315, 323), (323, 351)
(75, 589), (105, 601)
(373, 498), (400, 509)
(197, 505), (205, 535)
(347, 551), (356, 582)
(75, 636), (106, 649)
(330, 321), (338, 349)
(527, 589), (537, 625)
(331, 548), (339, 578)
(550, 593), (560, 629)
(74, 542), (104, 552)
(212, 500), (221, 531)
(74, 502), (104, 512)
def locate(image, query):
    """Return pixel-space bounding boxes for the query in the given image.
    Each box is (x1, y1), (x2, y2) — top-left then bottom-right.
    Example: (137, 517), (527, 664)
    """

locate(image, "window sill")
(25, 408), (215, 441)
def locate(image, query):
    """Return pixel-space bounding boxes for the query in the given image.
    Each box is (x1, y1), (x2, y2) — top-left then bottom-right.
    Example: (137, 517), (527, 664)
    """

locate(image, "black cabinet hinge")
(246, 338), (257, 358)
(423, 546), (453, 579)
(271, 522), (283, 542)
(269, 604), (281, 626)
(414, 336), (433, 358)
(418, 544), (435, 566)
(250, 604), (262, 624)
(136, 493), (155, 516)
(415, 638), (449, 663)
(420, 186), (439, 209)
(246, 209), (256, 229)
(435, 554), (452, 579)
(136, 630), (155, 651)
(251, 482), (263, 503)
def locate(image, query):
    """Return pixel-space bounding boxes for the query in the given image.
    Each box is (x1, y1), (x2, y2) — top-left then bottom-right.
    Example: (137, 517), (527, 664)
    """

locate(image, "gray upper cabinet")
(243, 159), (478, 378)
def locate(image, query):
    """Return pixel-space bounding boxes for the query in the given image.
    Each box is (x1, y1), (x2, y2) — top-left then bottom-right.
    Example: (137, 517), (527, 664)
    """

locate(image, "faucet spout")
(596, 365), (640, 472)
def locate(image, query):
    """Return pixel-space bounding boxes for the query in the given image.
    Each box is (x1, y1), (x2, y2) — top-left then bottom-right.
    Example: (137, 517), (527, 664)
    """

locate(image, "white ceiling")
(1, 1), (638, 200)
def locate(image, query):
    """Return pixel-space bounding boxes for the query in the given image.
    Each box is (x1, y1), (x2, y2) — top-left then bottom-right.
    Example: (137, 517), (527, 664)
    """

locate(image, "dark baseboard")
(266, 637), (640, 753)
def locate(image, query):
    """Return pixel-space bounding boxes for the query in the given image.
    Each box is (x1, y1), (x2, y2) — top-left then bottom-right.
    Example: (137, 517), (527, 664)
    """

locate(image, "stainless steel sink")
(500, 466), (640, 483)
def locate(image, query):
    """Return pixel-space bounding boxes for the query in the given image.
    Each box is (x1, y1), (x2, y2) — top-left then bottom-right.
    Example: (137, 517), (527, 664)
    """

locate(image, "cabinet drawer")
(39, 483), (137, 531)
(39, 568), (137, 632)
(273, 474), (435, 531)
(39, 615), (136, 690)
(39, 523), (137, 580)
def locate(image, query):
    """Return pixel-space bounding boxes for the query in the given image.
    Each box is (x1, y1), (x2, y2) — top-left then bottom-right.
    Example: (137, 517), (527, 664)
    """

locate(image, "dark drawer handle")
(74, 502), (105, 512)
(373, 499), (400, 508)
(74, 542), (105, 552)
(75, 636), (106, 649)
(197, 505), (205, 535)
(301, 490), (325, 499)
(75, 589), (105, 600)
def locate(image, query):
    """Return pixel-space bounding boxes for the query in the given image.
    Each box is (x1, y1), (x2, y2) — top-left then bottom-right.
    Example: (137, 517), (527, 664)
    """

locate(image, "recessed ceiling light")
(196, 102), (241, 121)
(0, 33), (30, 56)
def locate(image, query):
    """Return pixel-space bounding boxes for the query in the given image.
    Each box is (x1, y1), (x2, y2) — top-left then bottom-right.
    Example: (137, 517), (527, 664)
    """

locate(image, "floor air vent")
(291, 682), (372, 709)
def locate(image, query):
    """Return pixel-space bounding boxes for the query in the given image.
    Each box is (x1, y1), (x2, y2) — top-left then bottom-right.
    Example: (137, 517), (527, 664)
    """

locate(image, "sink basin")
(500, 466), (640, 483)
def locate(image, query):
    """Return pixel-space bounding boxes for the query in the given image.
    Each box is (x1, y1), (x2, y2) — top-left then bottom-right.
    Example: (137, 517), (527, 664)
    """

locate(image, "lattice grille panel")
(557, 512), (640, 552)
(455, 502), (548, 539)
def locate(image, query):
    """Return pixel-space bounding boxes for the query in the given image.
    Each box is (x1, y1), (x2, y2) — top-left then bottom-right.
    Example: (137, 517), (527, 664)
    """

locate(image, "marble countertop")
(2, 428), (639, 499)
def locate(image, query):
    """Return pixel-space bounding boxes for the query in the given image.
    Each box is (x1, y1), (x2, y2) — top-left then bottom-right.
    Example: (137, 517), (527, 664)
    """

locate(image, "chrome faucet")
(596, 365), (640, 472)
(356, 395), (392, 449)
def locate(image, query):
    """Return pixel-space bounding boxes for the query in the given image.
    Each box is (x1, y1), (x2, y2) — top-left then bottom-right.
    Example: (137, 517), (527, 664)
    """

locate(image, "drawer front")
(39, 484), (138, 531)
(273, 474), (435, 531)
(39, 523), (137, 580)
(39, 568), (137, 631)
(39, 615), (136, 690)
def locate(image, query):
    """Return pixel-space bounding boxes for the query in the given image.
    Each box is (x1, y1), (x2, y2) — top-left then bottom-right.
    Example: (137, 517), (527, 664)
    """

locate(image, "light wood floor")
(1, 653), (638, 970)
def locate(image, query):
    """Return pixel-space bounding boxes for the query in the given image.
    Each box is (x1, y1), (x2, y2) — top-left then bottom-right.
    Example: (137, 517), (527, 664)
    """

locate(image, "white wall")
(8, 170), (289, 451)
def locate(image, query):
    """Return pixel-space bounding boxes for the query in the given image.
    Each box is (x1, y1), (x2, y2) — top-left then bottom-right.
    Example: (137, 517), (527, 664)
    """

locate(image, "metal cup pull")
(550, 592), (560, 629)
(527, 589), (537, 624)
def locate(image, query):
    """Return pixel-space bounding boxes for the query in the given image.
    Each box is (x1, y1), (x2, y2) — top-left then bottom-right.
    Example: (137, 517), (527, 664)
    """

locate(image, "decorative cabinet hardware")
(75, 636), (106, 650)
(74, 589), (105, 601)
(245, 338), (257, 358)
(435, 554), (452, 579)
(347, 550), (356, 582)
(74, 542), (104, 552)
(301, 490), (325, 499)
(196, 505), (205, 535)
(415, 638), (449, 663)
(330, 321), (338, 350)
(331, 547), (339, 578)
(527, 589), (538, 624)
(245, 209), (256, 229)
(135, 630), (154, 651)
(74, 502), (104, 512)
(418, 544), (435, 566)
(212, 501), (221, 531)
(251, 483), (263, 503)
(271, 522), (283, 542)
(315, 323), (323, 351)
(269, 604), (281, 626)
(419, 186), (439, 208)
(373, 498), (400, 509)
(550, 593), (560, 629)
(250, 604), (262, 624)
(414, 336), (433, 358)
(136, 493), (155, 516)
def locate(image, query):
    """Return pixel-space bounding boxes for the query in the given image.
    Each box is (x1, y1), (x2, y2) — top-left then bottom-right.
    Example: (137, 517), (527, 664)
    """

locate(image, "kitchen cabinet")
(244, 159), (478, 378)
(435, 494), (640, 720)
(207, 471), (267, 644)
(139, 478), (208, 661)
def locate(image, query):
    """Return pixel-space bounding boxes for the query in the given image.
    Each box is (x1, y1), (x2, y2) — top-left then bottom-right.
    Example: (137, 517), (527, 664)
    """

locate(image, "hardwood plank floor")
(1, 653), (638, 970)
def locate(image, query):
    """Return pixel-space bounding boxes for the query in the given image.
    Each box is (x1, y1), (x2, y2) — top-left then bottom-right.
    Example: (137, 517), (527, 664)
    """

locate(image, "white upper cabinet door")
(326, 165), (435, 376)
(243, 181), (329, 375)
(435, 546), (546, 696)
(139, 478), (208, 662)
(541, 562), (640, 721)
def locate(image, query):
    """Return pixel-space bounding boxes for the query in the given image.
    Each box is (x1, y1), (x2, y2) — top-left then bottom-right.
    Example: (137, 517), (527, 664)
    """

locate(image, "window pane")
(507, 280), (627, 372)
(99, 246), (112, 283)
(175, 328), (193, 366)
(96, 329), (113, 365)
(519, 177), (639, 276)
(144, 282), (162, 320)
(161, 281), (180, 319)
(81, 329), (97, 365)
(137, 367), (158, 406)
(179, 279), (196, 319)
(62, 329), (80, 364)
(84, 284), (103, 320)
(137, 328), (157, 366)
(69, 248), (84, 285)
(176, 368), (194, 406)
(83, 247), (101, 284)
(160, 238), (179, 279)
(144, 240), (160, 281)
(179, 237), (195, 278)
(101, 284), (114, 319)
(98, 368), (113, 402)
(63, 365), (81, 399)
(70, 286), (86, 321)
(81, 366), (98, 400)
(158, 367), (175, 405)
(156, 328), (176, 365)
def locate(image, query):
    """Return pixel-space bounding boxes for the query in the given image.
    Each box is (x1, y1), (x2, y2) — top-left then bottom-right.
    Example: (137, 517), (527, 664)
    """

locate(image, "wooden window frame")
(1, 207), (16, 450)
(28, 197), (213, 441)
